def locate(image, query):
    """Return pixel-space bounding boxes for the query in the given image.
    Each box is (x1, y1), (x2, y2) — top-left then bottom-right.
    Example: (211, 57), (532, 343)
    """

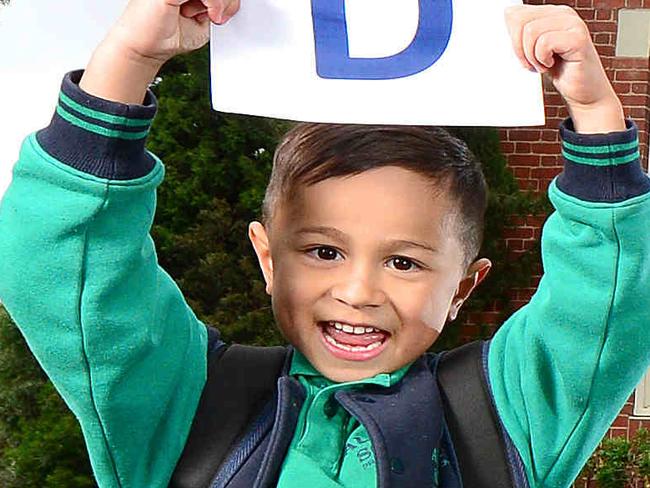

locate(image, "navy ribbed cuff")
(36, 70), (158, 180)
(556, 119), (650, 203)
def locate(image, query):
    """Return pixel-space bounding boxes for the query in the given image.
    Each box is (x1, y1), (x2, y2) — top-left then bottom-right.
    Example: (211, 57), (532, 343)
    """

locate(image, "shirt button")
(323, 397), (338, 418)
(390, 457), (405, 474)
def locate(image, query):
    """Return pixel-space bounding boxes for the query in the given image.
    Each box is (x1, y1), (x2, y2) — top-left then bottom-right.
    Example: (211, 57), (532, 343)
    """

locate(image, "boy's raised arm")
(0, 1), (238, 487)
(489, 6), (650, 487)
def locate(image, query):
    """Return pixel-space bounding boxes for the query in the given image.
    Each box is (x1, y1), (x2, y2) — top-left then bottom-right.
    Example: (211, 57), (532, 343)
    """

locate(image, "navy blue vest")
(210, 354), (462, 488)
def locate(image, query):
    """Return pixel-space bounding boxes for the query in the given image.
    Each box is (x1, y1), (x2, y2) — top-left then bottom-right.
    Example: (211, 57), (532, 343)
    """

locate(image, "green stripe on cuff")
(56, 105), (150, 140)
(562, 139), (638, 155)
(561, 149), (640, 166)
(59, 92), (153, 128)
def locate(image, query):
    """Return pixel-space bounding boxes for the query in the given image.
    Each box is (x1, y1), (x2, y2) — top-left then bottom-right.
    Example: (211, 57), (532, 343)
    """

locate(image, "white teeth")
(324, 332), (383, 352)
(330, 321), (383, 335)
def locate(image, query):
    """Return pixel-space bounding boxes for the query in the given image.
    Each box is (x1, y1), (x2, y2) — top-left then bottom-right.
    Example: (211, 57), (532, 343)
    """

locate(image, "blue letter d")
(311, 0), (453, 80)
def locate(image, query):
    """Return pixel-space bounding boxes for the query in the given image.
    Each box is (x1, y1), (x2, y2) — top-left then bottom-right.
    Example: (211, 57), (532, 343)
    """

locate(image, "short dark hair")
(262, 123), (488, 269)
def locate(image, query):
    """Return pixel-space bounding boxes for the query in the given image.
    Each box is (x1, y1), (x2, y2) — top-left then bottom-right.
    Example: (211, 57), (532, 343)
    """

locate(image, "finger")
(195, 12), (210, 24)
(219, 0), (241, 24)
(534, 30), (583, 70)
(521, 15), (585, 72)
(180, 0), (208, 19)
(504, 6), (536, 70)
(165, 0), (193, 7)
(177, 14), (211, 49)
(504, 5), (579, 70)
(202, 0), (229, 24)
(506, 4), (577, 25)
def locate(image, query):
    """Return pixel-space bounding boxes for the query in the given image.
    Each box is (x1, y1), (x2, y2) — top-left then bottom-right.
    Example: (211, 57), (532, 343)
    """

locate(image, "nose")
(330, 265), (386, 309)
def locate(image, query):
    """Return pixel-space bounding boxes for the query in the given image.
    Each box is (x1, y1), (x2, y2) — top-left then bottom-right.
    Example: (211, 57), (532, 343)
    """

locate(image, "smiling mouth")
(318, 321), (391, 361)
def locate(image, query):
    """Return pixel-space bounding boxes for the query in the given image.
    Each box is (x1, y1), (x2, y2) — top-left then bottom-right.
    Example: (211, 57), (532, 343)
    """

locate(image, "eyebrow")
(295, 226), (440, 254)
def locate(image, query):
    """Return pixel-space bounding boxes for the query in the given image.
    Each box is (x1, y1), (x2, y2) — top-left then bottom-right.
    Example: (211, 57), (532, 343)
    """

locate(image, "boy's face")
(249, 166), (490, 382)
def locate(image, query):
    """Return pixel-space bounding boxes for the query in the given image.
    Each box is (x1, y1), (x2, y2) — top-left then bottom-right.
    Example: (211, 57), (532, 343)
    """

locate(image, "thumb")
(204, 0), (240, 24)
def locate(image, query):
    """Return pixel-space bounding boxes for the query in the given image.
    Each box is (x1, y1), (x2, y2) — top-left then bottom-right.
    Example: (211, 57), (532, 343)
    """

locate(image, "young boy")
(0, 1), (648, 487)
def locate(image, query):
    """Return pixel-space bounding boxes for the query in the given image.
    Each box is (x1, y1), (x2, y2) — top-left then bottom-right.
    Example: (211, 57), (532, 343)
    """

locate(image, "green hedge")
(579, 429), (650, 488)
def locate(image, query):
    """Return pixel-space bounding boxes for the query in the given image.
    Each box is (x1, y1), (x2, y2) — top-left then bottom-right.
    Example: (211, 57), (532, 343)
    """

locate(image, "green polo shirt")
(276, 350), (412, 487)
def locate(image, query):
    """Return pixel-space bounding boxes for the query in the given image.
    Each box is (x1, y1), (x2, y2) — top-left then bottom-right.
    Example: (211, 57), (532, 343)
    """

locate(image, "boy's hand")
(111, 0), (240, 66)
(505, 5), (625, 133)
(80, 0), (240, 104)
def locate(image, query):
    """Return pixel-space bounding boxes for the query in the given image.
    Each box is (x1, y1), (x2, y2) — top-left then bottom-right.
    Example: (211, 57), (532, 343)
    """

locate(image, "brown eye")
(315, 247), (339, 260)
(389, 257), (418, 272)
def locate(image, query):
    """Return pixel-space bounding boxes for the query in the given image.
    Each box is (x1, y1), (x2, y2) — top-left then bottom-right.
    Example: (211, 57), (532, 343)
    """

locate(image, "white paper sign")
(211, 0), (545, 126)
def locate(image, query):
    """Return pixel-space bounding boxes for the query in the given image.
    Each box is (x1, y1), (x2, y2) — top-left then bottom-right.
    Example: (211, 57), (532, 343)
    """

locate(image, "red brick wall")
(498, 1), (650, 300)
(497, 1), (650, 485)
(502, 0), (650, 229)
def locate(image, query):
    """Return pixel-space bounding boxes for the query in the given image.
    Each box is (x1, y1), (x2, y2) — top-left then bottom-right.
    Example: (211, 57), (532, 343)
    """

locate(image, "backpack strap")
(437, 340), (516, 487)
(169, 328), (288, 488)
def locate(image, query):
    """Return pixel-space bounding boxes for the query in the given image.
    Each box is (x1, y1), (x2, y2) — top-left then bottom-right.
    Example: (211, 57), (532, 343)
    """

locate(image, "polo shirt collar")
(289, 348), (413, 388)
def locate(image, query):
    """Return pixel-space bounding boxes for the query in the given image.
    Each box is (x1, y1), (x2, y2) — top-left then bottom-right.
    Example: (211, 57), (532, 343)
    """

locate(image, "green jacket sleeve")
(0, 71), (208, 488)
(488, 120), (650, 487)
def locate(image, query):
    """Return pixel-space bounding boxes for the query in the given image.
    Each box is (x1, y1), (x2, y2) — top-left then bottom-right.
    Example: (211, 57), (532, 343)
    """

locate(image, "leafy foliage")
(595, 437), (632, 488)
(579, 429), (650, 488)
(148, 48), (290, 346)
(633, 429), (650, 484)
(0, 307), (96, 487)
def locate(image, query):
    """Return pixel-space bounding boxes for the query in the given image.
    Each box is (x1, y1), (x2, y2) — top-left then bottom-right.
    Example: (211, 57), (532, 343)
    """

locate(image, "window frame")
(635, 369), (650, 417)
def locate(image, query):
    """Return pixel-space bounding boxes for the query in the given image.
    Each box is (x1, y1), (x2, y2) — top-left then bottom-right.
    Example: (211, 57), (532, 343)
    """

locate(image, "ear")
(248, 221), (274, 295)
(447, 258), (492, 322)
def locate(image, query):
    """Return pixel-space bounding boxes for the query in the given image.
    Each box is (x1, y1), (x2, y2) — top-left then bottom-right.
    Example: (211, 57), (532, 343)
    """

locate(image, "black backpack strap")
(437, 340), (517, 488)
(170, 329), (288, 488)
